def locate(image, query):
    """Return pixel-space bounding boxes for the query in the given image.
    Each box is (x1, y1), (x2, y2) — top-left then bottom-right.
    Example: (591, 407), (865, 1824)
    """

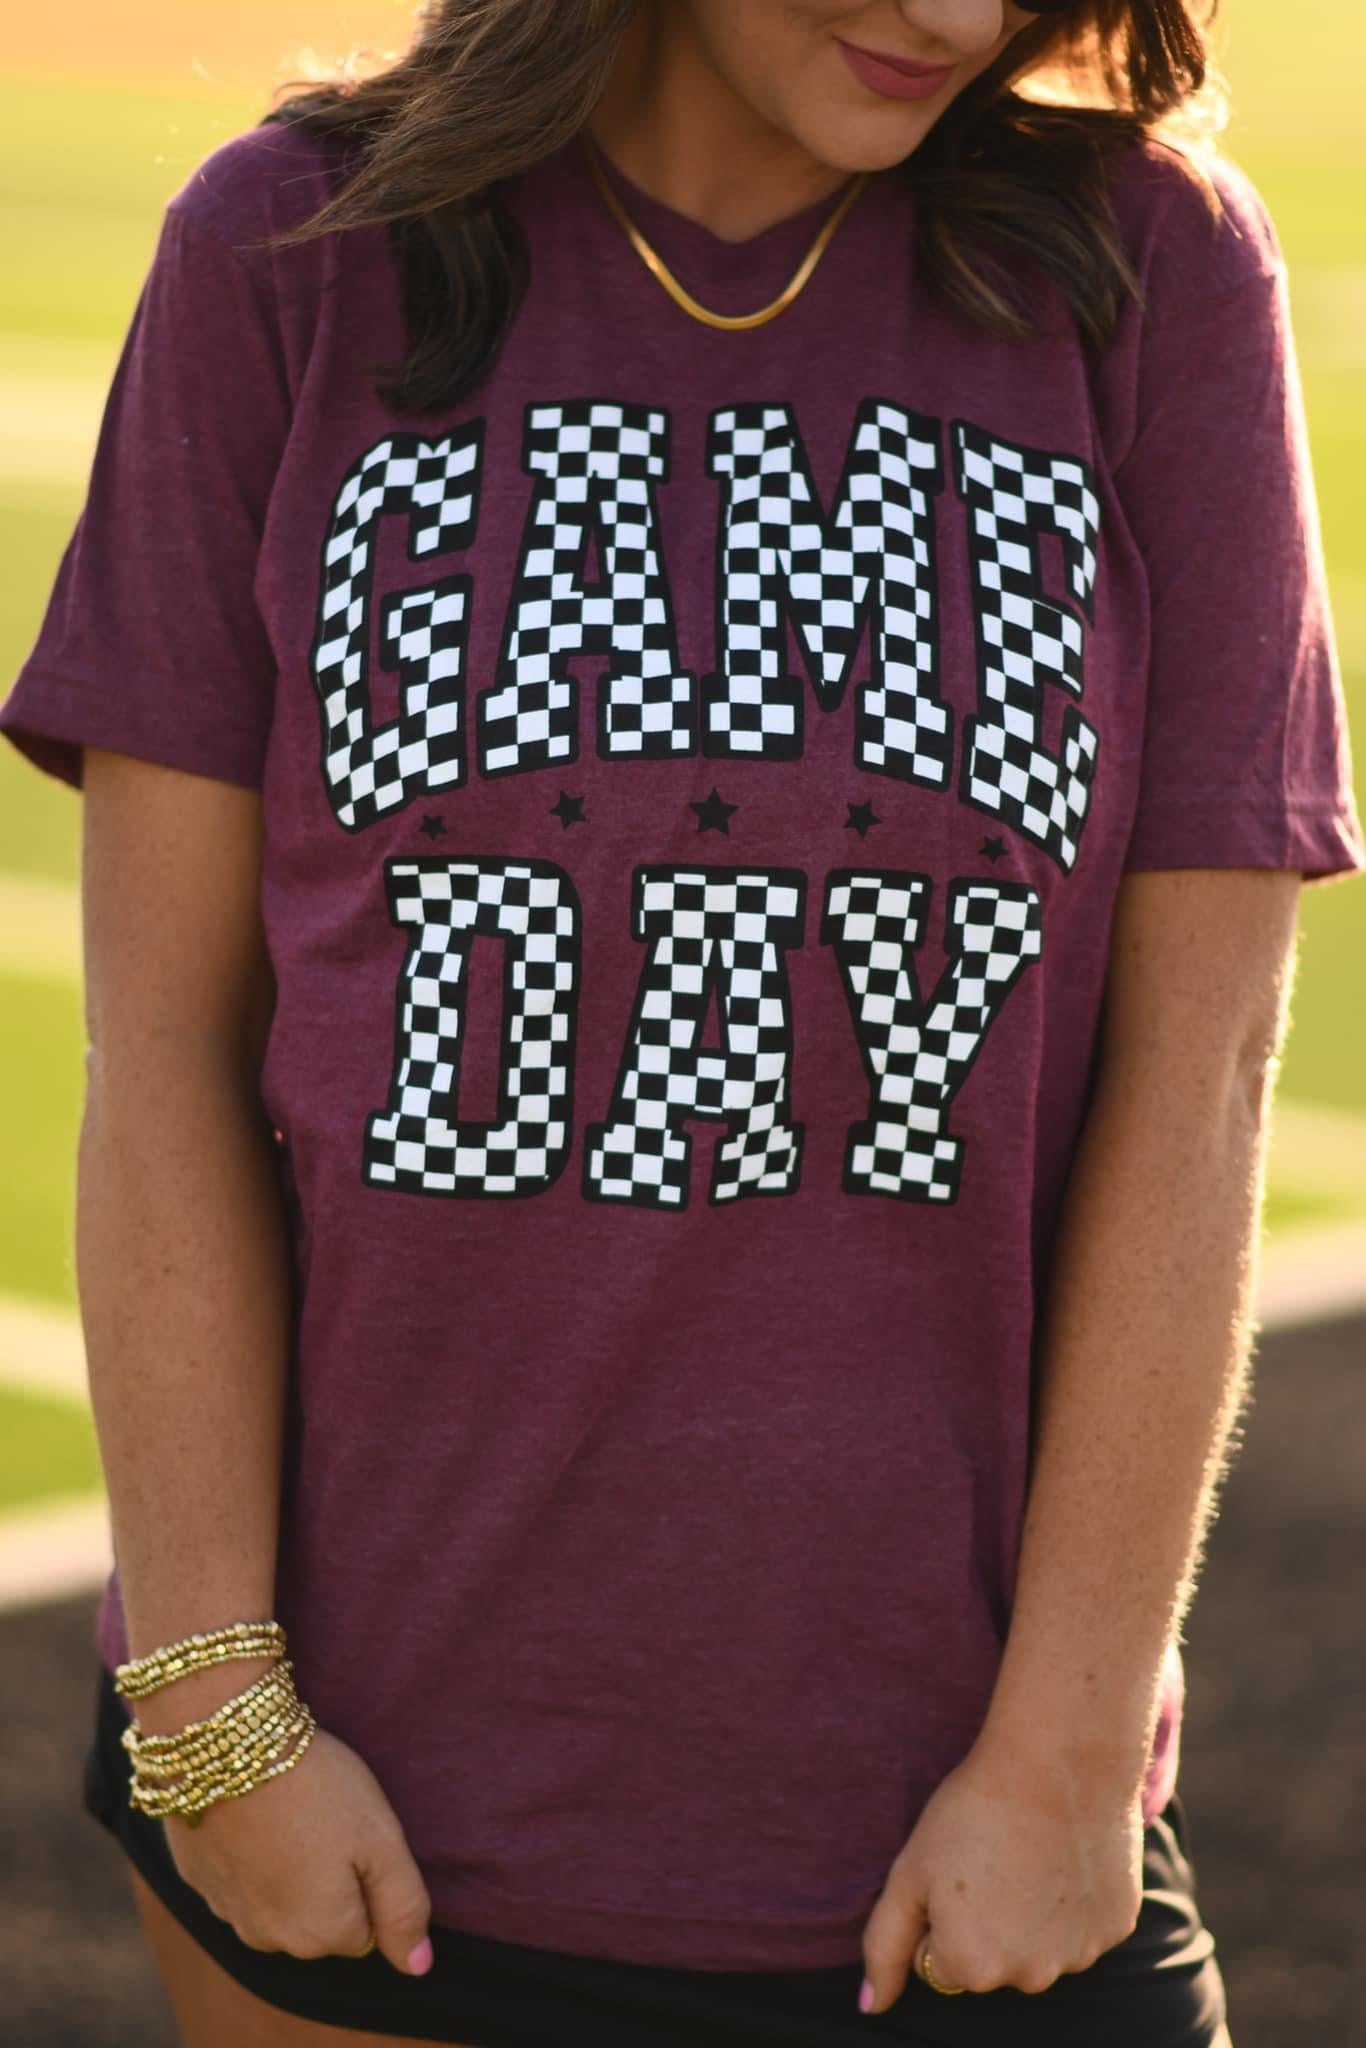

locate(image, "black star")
(980, 835), (1007, 862)
(550, 790), (587, 829)
(846, 799), (881, 839)
(690, 786), (739, 835)
(418, 814), (447, 840)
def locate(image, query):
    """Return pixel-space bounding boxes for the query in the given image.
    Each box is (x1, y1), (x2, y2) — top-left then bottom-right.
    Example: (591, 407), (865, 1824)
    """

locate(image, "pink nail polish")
(858, 1975), (875, 2013)
(407, 1936), (434, 1974)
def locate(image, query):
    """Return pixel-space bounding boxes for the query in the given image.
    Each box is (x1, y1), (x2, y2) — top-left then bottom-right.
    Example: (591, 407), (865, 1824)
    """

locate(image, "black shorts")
(84, 1660), (1229, 2047)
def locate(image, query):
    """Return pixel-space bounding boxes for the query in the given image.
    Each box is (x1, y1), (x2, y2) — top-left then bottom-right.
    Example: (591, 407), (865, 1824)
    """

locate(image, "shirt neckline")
(567, 129), (882, 303)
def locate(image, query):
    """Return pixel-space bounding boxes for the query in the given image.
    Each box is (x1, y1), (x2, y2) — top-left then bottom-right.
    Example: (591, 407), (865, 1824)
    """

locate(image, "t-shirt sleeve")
(1112, 184), (1365, 886)
(0, 199), (291, 792)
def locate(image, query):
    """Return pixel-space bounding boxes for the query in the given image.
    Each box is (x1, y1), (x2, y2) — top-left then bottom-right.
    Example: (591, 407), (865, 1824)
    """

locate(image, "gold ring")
(921, 1947), (966, 1996)
(356, 1931), (378, 1958)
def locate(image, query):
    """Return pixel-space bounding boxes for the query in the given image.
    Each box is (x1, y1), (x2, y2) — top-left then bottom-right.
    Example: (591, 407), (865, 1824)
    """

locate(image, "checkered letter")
(952, 420), (1101, 872)
(364, 857), (581, 1197)
(478, 400), (695, 777)
(702, 400), (950, 783)
(822, 872), (1042, 1203)
(584, 866), (806, 1208)
(312, 429), (482, 831)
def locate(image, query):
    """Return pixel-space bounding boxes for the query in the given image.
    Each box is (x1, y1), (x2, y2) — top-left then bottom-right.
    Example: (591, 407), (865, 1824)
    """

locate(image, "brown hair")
(249, 0), (1227, 416)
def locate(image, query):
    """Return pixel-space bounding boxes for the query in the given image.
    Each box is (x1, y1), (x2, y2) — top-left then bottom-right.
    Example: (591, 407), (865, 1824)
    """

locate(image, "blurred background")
(1, 4), (1363, 2044)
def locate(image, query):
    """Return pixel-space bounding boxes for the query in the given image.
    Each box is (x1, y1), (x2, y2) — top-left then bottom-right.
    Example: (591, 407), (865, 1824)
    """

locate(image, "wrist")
(971, 1699), (1155, 1804)
(125, 1652), (284, 1735)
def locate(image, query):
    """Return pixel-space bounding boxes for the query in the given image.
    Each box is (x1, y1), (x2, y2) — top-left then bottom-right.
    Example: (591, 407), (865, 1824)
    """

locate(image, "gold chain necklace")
(580, 132), (870, 332)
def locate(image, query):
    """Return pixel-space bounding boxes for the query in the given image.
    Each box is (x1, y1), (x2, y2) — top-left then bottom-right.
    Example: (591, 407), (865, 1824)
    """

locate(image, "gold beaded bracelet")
(122, 1658), (319, 1827)
(117, 1622), (319, 1827)
(115, 1620), (287, 1700)
(129, 1709), (317, 1823)
(134, 1714), (318, 1827)
(125, 1702), (305, 1798)
(124, 1659), (301, 1772)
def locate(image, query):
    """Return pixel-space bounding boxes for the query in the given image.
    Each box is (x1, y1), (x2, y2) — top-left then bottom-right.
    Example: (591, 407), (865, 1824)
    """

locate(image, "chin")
(794, 110), (942, 175)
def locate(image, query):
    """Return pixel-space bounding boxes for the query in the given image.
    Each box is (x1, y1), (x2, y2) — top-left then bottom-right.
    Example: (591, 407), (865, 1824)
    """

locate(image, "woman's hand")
(859, 1734), (1146, 2010)
(161, 1722), (436, 1975)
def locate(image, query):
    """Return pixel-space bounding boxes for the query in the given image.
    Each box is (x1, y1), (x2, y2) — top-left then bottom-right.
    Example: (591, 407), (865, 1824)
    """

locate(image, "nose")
(892, 0), (1014, 62)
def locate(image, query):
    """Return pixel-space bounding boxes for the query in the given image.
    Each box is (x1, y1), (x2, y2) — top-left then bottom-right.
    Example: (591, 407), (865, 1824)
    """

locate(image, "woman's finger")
(859, 1866), (925, 2013)
(354, 1826), (436, 1975)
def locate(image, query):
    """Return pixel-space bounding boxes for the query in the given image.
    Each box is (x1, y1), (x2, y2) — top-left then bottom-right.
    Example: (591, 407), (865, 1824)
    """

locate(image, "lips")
(835, 38), (958, 101)
(837, 39), (956, 79)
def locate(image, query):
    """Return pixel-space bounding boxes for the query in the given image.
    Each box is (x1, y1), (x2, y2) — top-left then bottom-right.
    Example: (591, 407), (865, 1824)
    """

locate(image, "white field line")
(1266, 1099), (1366, 1199)
(0, 1296), (110, 1612)
(0, 377), (102, 489)
(0, 1495), (111, 1612)
(1327, 573), (1366, 674)
(1290, 268), (1366, 372)
(1257, 1219), (1366, 1332)
(0, 874), (82, 983)
(0, 335), (113, 492)
(0, 1293), (90, 1400)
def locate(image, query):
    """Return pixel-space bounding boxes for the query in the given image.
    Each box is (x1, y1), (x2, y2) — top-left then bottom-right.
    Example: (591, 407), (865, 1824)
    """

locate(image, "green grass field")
(0, 12), (1363, 1492)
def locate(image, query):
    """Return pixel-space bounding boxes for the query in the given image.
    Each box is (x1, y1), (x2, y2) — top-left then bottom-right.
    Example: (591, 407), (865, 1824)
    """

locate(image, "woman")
(3, 0), (1361, 2041)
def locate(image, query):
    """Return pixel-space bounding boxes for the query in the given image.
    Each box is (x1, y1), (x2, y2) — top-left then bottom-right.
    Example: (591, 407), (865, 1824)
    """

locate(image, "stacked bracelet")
(114, 1620), (318, 1828)
(114, 1619), (287, 1700)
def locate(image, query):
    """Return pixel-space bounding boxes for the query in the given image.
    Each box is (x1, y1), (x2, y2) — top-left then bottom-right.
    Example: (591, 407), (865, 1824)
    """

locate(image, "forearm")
(977, 1054), (1271, 1790)
(77, 1043), (293, 1730)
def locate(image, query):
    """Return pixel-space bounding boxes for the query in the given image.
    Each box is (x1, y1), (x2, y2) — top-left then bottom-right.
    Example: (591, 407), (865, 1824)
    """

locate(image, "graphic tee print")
(3, 118), (1362, 1969)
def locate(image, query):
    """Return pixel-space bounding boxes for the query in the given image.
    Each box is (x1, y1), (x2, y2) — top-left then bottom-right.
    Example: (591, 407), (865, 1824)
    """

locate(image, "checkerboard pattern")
(365, 858), (580, 1196)
(312, 430), (480, 830)
(822, 872), (1043, 1204)
(952, 420), (1101, 872)
(703, 400), (951, 784)
(479, 401), (694, 776)
(584, 867), (806, 1208)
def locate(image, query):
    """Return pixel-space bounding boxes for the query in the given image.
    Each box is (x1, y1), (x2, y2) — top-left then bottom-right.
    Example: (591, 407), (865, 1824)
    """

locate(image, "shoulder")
(145, 117), (377, 373)
(162, 114), (366, 255)
(1099, 134), (1285, 325)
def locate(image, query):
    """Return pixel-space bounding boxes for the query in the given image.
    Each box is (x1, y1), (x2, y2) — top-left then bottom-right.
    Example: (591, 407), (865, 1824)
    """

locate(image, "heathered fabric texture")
(3, 118), (1361, 1968)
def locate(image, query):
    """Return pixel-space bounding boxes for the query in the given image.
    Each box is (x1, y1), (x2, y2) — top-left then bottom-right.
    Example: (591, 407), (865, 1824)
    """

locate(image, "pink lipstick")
(836, 38), (958, 101)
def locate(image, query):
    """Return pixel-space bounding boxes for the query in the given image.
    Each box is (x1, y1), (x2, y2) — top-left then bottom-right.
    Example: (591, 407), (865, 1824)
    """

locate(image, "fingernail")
(858, 1975), (876, 2013)
(407, 1936), (434, 1974)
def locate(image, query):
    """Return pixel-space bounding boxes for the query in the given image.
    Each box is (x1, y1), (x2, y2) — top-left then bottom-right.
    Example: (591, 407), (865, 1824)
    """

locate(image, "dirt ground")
(3, 1307), (1364, 2048)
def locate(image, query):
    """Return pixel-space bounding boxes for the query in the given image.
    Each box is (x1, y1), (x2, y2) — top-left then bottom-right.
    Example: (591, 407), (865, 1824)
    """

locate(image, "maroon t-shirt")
(4, 118), (1362, 1968)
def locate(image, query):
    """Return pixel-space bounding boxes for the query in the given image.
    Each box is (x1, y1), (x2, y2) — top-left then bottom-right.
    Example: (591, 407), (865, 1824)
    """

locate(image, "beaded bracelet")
(128, 1708), (317, 1823)
(123, 1659), (299, 1769)
(122, 1657), (319, 1826)
(133, 1712), (318, 1826)
(115, 1620), (286, 1700)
